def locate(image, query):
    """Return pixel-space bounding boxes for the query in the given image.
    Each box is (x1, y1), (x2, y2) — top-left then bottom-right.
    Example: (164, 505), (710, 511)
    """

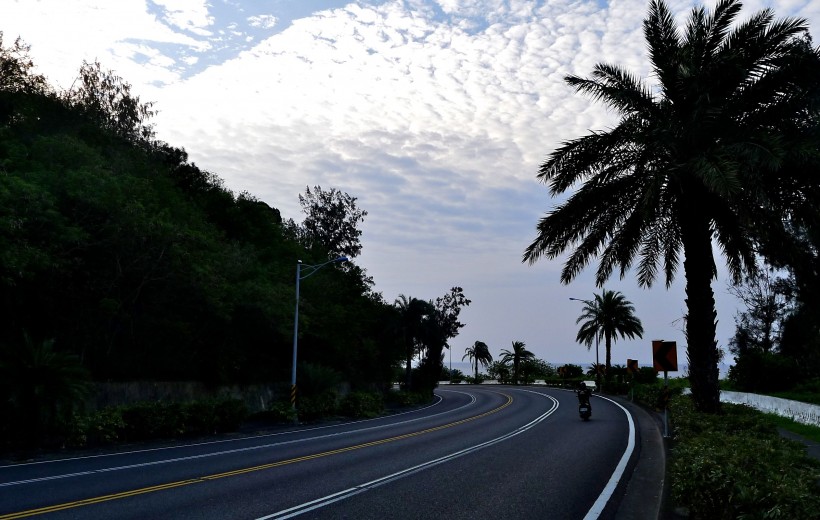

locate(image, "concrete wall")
(87, 381), (289, 414)
(720, 391), (820, 428)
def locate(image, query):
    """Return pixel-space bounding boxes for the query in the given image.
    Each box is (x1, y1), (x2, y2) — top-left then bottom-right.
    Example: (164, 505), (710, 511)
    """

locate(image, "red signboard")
(652, 340), (678, 372)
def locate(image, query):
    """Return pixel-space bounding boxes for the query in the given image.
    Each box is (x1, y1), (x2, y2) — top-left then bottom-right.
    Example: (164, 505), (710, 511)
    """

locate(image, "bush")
(265, 401), (298, 423)
(297, 392), (339, 422)
(633, 382), (683, 411)
(212, 398), (248, 432)
(78, 408), (126, 446)
(340, 391), (384, 418)
(603, 381), (630, 395)
(66, 397), (250, 446)
(384, 389), (430, 407)
(727, 351), (799, 393)
(669, 395), (820, 519)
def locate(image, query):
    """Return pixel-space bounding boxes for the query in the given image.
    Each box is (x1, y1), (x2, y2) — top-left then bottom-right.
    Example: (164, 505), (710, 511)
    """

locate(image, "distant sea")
(445, 360), (731, 380)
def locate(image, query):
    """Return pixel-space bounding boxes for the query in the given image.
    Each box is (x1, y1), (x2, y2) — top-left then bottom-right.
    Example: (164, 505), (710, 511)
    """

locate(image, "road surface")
(0, 386), (636, 519)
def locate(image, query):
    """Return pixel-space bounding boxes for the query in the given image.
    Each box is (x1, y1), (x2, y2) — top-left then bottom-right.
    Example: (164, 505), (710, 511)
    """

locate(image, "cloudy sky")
(5, 0), (819, 372)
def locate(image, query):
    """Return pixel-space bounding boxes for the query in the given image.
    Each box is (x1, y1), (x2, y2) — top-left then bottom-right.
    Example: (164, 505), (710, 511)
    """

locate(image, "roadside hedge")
(668, 395), (820, 519)
(66, 397), (248, 447)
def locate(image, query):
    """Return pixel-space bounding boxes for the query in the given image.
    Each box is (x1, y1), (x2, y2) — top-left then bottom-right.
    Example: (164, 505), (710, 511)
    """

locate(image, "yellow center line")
(0, 393), (513, 519)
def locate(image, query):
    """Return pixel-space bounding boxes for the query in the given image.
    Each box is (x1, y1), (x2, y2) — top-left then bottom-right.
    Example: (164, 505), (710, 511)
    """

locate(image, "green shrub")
(260, 401), (297, 423)
(297, 392), (338, 422)
(340, 391), (384, 418)
(634, 367), (658, 385)
(83, 408), (126, 445)
(212, 398), (247, 432)
(669, 396), (820, 519)
(633, 382), (681, 410)
(384, 389), (430, 407)
(603, 381), (630, 395)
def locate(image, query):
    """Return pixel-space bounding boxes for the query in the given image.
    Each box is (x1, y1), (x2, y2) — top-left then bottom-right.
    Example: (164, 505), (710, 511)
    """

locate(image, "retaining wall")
(720, 391), (820, 428)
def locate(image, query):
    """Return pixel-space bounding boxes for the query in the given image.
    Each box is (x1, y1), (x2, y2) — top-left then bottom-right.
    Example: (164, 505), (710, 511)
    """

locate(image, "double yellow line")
(1, 393), (513, 519)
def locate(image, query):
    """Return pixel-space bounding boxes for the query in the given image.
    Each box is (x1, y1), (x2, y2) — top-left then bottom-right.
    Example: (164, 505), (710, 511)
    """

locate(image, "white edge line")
(256, 391), (560, 520)
(0, 394), (477, 487)
(583, 395), (636, 520)
(0, 395), (447, 469)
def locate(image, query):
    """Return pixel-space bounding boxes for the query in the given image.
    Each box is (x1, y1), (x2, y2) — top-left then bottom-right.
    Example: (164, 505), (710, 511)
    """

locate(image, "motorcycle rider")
(576, 381), (592, 406)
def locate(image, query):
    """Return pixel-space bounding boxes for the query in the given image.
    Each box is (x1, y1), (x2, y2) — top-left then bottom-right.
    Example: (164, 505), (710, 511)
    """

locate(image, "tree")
(499, 341), (535, 385)
(575, 290), (644, 379)
(462, 340), (493, 382)
(413, 287), (471, 393)
(728, 270), (790, 355)
(0, 33), (50, 95)
(63, 60), (155, 143)
(0, 334), (90, 450)
(487, 361), (511, 384)
(288, 186), (368, 259)
(394, 294), (434, 389)
(523, 0), (820, 412)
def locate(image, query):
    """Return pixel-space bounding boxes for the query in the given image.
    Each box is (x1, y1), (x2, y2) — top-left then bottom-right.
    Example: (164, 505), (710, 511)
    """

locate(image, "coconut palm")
(523, 0), (820, 412)
(499, 341), (535, 385)
(462, 340), (493, 382)
(575, 290), (644, 379)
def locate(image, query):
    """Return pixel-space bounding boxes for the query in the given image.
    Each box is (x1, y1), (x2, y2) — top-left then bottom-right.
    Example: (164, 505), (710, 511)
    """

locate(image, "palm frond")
(645, 0), (682, 88)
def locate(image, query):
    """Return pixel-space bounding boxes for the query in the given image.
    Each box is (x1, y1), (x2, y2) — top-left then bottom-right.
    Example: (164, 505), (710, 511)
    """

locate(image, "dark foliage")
(0, 36), (407, 447)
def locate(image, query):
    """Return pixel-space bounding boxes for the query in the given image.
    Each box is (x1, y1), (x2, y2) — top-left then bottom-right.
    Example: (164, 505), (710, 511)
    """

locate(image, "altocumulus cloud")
(4, 0), (819, 365)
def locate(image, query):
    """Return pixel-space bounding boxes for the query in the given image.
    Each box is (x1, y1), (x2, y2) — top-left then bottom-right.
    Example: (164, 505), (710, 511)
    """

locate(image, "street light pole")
(291, 256), (348, 415)
(569, 296), (601, 391)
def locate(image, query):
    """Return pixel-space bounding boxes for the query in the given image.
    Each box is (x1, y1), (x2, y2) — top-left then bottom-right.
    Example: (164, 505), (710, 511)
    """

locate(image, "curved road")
(0, 387), (635, 519)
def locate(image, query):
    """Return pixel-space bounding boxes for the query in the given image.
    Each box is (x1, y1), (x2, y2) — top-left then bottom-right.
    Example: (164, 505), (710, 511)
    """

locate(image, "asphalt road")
(0, 387), (637, 519)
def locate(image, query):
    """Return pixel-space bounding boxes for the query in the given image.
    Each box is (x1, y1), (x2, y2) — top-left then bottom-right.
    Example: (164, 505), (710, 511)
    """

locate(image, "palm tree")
(499, 341), (535, 385)
(462, 340), (493, 382)
(575, 290), (644, 379)
(523, 0), (820, 412)
(0, 334), (90, 449)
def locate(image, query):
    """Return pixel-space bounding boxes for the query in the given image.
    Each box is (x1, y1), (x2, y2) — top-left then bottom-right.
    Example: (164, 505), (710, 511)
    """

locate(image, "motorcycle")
(577, 385), (592, 421)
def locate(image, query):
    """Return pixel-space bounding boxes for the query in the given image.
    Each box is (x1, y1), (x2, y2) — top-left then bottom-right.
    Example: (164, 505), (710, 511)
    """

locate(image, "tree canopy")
(0, 34), (415, 396)
(523, 0), (820, 412)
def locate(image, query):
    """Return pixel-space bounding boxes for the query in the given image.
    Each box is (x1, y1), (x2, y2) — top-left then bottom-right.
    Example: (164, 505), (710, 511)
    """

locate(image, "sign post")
(652, 340), (678, 438)
(626, 358), (638, 401)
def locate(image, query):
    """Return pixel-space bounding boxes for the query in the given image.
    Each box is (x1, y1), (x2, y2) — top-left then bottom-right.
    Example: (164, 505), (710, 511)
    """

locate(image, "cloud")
(5, 0), (817, 365)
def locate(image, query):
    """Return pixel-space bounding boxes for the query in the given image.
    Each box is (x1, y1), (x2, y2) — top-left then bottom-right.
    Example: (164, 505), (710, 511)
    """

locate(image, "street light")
(292, 256), (348, 413)
(569, 297), (601, 391)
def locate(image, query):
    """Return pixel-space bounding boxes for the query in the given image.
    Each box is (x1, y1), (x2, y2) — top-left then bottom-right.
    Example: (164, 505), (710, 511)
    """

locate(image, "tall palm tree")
(462, 340), (493, 381)
(575, 290), (644, 378)
(499, 341), (535, 385)
(523, 0), (820, 412)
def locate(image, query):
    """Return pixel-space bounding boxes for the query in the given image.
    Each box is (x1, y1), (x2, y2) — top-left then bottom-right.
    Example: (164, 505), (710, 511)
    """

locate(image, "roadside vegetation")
(664, 392), (820, 519)
(0, 34), (468, 456)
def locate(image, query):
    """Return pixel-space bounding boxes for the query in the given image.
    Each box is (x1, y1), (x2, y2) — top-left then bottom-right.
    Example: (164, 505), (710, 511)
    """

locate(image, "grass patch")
(763, 413), (820, 443)
(667, 395), (820, 519)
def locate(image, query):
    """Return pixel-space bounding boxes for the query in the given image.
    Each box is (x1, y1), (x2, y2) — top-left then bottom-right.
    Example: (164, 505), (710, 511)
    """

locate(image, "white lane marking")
(0, 396), (446, 469)
(582, 395), (636, 520)
(256, 391), (560, 520)
(0, 392), (479, 487)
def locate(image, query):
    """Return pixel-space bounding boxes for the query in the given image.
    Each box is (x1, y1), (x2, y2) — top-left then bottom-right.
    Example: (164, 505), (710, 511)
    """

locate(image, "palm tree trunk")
(405, 352), (412, 389)
(681, 211), (721, 414)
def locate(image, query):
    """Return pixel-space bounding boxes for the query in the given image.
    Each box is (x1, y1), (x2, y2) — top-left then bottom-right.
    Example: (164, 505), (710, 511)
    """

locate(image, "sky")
(4, 0), (819, 374)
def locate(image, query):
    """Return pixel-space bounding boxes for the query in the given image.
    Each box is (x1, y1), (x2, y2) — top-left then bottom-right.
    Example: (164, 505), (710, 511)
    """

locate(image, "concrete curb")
(610, 396), (666, 520)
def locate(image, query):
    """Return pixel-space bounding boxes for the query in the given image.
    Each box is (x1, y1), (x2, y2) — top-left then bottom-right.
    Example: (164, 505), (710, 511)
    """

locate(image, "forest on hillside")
(0, 34), (472, 401)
